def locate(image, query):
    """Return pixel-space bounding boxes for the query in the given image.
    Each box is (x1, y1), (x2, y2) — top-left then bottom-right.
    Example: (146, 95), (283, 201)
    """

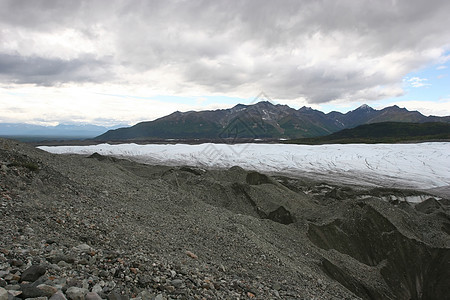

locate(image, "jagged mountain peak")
(354, 104), (375, 111)
(384, 105), (407, 111)
(251, 101), (278, 108)
(232, 103), (248, 109)
(299, 106), (313, 111)
(255, 100), (273, 105)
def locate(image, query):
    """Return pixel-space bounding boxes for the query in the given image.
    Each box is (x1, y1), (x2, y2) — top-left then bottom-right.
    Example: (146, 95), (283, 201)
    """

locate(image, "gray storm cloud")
(0, 53), (111, 85)
(0, 0), (449, 103)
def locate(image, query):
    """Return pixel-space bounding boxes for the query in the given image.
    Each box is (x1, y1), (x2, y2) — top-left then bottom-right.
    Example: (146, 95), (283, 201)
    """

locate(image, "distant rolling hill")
(96, 101), (450, 141)
(0, 123), (125, 142)
(284, 122), (450, 144)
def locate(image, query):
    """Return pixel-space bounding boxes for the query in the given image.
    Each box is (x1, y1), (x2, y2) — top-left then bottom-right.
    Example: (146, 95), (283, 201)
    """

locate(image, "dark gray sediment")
(1, 138), (449, 299)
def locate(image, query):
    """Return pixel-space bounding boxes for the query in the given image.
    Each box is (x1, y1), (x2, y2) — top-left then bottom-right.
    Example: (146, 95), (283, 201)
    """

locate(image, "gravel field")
(1, 138), (449, 300)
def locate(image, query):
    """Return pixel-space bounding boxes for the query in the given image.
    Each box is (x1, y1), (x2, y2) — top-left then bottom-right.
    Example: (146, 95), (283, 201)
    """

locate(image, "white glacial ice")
(38, 142), (450, 190)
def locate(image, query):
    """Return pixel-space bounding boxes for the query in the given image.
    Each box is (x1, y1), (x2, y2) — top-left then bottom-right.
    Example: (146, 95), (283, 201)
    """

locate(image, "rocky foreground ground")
(0, 138), (449, 300)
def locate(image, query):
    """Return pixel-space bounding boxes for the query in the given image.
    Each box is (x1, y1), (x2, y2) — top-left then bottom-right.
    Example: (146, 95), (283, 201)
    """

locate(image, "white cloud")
(0, 84), (235, 126)
(0, 0), (450, 124)
(405, 77), (431, 88)
(436, 65), (448, 70)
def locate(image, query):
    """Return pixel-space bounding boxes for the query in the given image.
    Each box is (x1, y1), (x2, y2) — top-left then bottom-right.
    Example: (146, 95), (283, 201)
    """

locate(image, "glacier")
(38, 142), (450, 190)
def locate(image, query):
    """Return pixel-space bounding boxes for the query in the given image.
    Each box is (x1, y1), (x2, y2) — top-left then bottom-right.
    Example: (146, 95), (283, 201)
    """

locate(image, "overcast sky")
(1, 0), (449, 126)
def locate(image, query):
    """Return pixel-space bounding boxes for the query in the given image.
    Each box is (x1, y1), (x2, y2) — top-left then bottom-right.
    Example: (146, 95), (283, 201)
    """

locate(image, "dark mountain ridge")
(285, 122), (450, 144)
(96, 102), (450, 141)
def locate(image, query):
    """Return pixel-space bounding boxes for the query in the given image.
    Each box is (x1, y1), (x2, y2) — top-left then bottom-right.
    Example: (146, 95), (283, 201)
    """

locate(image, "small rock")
(49, 291), (67, 300)
(20, 265), (46, 283)
(11, 259), (24, 267)
(33, 276), (48, 287)
(8, 290), (22, 297)
(48, 254), (73, 264)
(154, 294), (164, 300)
(106, 291), (127, 300)
(91, 284), (102, 295)
(137, 290), (154, 300)
(171, 279), (183, 289)
(85, 292), (102, 300)
(5, 284), (20, 290)
(66, 279), (81, 288)
(57, 261), (71, 268)
(66, 287), (88, 300)
(19, 283), (45, 298)
(48, 264), (61, 272)
(6, 273), (20, 282)
(98, 271), (108, 278)
(74, 244), (91, 253)
(185, 251), (198, 259)
(0, 287), (8, 300)
(37, 284), (58, 297)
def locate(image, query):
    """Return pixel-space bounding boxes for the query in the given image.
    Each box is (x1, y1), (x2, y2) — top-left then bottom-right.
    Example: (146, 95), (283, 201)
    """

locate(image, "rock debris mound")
(1, 138), (449, 300)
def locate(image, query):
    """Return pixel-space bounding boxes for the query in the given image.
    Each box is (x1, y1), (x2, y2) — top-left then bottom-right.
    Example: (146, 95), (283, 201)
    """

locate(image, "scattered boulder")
(19, 283), (46, 298)
(85, 292), (102, 300)
(107, 291), (128, 300)
(73, 244), (92, 253)
(137, 290), (154, 300)
(50, 291), (68, 300)
(171, 279), (183, 289)
(37, 284), (58, 297)
(47, 254), (74, 264)
(20, 265), (46, 283)
(65, 287), (88, 300)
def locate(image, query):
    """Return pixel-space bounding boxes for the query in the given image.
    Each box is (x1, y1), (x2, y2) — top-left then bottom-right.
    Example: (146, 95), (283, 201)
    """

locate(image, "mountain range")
(0, 123), (124, 141)
(285, 122), (450, 144)
(96, 102), (450, 141)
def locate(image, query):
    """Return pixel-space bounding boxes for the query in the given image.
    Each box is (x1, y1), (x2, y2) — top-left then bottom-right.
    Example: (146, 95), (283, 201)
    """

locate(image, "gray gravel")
(1, 138), (449, 300)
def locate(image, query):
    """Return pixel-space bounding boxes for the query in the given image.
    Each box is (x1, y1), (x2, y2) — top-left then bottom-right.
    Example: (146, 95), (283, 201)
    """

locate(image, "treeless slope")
(1, 138), (449, 299)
